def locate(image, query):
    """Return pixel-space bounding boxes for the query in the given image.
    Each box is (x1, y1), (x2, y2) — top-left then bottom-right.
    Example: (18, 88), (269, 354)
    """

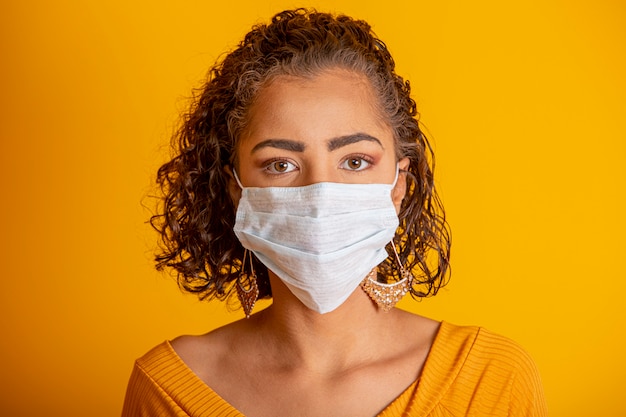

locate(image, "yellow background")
(1, 0), (624, 415)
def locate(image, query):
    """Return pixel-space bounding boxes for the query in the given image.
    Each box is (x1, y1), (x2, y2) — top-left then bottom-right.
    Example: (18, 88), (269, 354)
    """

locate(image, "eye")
(265, 159), (297, 174)
(340, 155), (372, 171)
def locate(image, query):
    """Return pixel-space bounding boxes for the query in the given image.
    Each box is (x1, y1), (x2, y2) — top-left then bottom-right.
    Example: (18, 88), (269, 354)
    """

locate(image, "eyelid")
(262, 157), (299, 175)
(339, 153), (374, 171)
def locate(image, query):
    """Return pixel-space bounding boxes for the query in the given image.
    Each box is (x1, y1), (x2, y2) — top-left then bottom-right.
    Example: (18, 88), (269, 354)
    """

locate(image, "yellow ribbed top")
(122, 322), (547, 416)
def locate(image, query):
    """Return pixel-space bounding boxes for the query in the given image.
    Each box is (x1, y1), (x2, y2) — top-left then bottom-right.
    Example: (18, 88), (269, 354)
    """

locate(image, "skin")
(172, 69), (440, 417)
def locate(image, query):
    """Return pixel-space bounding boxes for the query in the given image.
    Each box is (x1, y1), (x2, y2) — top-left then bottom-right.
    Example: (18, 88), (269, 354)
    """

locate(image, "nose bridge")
(300, 158), (338, 186)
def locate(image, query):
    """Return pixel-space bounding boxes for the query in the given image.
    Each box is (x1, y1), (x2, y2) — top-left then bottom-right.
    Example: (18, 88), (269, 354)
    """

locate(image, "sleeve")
(121, 361), (190, 417)
(442, 325), (549, 417)
(508, 349), (549, 417)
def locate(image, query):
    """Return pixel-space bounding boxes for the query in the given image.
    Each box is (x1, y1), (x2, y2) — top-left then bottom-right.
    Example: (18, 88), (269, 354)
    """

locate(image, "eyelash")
(340, 154), (374, 171)
(261, 154), (375, 176)
(263, 158), (298, 175)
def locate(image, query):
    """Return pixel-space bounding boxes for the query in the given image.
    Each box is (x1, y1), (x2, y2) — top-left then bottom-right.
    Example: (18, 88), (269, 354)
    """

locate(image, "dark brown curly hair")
(152, 8), (451, 305)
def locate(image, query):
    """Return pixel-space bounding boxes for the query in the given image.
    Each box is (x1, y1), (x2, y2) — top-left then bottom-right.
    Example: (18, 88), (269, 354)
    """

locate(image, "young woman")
(122, 9), (547, 416)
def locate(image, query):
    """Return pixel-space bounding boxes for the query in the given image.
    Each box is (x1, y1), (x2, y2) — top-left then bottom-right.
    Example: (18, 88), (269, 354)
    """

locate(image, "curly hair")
(152, 8), (451, 304)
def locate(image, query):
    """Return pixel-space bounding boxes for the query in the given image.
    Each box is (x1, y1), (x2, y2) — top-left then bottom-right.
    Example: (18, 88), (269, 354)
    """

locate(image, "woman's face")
(232, 68), (408, 207)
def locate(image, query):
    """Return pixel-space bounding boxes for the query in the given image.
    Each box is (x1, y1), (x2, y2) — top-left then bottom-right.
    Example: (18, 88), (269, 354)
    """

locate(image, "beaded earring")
(361, 244), (412, 311)
(236, 250), (259, 318)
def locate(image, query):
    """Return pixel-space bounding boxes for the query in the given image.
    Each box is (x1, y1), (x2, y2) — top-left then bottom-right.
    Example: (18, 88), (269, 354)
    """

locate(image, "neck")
(253, 272), (400, 374)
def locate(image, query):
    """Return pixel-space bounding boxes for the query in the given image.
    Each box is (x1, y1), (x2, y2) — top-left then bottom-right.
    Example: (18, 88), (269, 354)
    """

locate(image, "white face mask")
(233, 169), (400, 314)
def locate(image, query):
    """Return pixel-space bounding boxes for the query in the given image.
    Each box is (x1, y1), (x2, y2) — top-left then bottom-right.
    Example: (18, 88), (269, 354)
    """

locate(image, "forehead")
(239, 69), (391, 146)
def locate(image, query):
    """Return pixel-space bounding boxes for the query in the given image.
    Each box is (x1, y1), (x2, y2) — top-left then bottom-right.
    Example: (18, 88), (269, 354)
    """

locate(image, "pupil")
(275, 161), (288, 172)
(349, 159), (361, 169)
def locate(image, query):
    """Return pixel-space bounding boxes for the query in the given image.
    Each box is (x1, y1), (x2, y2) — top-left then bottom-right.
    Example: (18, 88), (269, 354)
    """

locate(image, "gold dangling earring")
(236, 250), (259, 318)
(361, 244), (412, 312)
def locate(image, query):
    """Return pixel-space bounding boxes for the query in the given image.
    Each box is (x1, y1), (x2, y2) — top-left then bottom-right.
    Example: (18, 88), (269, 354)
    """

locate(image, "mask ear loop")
(391, 163), (400, 187)
(232, 168), (245, 189)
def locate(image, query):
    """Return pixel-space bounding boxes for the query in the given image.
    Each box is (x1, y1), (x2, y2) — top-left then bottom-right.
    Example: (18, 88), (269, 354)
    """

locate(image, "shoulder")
(456, 324), (544, 392)
(128, 340), (199, 392)
(435, 322), (545, 386)
(122, 341), (189, 416)
(169, 321), (246, 385)
(435, 322), (537, 369)
(470, 327), (547, 414)
(122, 339), (238, 417)
(134, 340), (180, 369)
(420, 322), (548, 416)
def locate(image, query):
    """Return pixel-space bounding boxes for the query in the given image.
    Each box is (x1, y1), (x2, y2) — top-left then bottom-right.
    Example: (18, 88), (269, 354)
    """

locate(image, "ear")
(224, 165), (242, 209)
(392, 157), (410, 214)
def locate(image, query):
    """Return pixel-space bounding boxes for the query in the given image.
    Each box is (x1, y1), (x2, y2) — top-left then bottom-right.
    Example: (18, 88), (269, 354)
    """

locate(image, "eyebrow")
(249, 133), (383, 154)
(327, 133), (383, 151)
(251, 139), (306, 153)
